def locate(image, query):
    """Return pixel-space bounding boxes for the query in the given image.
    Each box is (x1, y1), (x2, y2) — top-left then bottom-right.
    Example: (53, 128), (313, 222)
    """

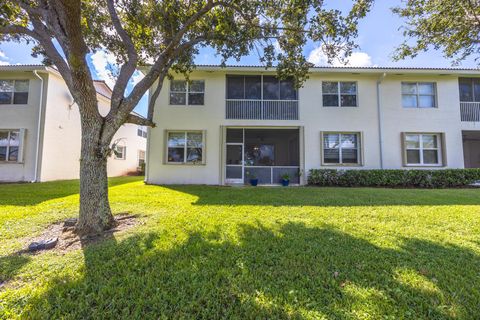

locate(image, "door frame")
(225, 142), (244, 184)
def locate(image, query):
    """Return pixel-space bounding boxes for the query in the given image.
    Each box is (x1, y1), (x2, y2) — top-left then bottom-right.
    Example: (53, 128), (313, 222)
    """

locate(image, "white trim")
(403, 133), (443, 166)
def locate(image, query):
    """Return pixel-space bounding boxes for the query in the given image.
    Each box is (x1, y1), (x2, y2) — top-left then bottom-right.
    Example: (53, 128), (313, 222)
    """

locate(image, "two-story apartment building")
(143, 65), (480, 185)
(0, 65), (147, 182)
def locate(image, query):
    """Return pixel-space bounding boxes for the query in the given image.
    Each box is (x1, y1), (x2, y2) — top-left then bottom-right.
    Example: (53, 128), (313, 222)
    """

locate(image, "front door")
(225, 143), (244, 183)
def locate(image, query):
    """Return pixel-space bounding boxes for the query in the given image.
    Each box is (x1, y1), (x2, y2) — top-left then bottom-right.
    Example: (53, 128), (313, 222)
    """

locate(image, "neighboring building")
(0, 65), (147, 182)
(144, 65), (480, 185)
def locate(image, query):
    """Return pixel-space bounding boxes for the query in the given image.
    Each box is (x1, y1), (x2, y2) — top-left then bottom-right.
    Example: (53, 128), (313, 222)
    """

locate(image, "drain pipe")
(32, 70), (45, 183)
(376, 73), (387, 169)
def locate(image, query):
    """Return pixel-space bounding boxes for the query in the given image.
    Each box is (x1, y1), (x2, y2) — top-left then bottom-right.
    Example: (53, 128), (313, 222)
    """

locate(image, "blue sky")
(0, 0), (477, 116)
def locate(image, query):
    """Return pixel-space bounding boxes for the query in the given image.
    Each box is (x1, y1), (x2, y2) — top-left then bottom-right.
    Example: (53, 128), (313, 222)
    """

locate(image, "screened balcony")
(226, 75), (299, 120)
(459, 78), (480, 122)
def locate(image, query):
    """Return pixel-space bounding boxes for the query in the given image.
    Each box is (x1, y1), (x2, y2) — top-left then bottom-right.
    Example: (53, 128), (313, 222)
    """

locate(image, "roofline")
(139, 64), (480, 75)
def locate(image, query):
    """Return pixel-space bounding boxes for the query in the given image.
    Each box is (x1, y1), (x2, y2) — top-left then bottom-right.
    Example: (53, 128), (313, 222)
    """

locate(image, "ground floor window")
(114, 145), (126, 160)
(166, 131), (205, 164)
(321, 132), (361, 165)
(138, 150), (146, 167)
(0, 130), (22, 162)
(404, 133), (443, 166)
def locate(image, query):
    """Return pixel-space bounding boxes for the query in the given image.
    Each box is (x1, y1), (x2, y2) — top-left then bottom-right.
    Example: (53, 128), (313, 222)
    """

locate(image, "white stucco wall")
(146, 69), (473, 185)
(0, 71), (45, 182)
(39, 74), (147, 181)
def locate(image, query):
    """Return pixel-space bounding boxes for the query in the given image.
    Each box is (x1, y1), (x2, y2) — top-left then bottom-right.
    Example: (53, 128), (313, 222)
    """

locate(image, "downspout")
(32, 70), (45, 182)
(376, 73), (387, 169)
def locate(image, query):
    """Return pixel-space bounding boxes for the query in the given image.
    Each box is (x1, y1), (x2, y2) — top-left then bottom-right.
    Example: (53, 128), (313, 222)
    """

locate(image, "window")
(404, 133), (443, 166)
(138, 150), (146, 167)
(0, 80), (29, 104)
(169, 80), (205, 105)
(402, 82), (436, 108)
(226, 75), (297, 100)
(166, 131), (204, 164)
(137, 126), (147, 138)
(459, 78), (480, 102)
(322, 82), (357, 107)
(322, 132), (361, 165)
(114, 145), (126, 160)
(0, 130), (21, 162)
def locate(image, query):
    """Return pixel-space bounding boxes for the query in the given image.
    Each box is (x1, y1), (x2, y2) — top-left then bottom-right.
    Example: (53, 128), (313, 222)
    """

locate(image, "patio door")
(225, 143), (244, 183)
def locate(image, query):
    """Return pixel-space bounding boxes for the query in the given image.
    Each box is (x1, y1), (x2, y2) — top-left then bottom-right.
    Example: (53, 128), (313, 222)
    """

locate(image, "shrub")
(307, 169), (480, 188)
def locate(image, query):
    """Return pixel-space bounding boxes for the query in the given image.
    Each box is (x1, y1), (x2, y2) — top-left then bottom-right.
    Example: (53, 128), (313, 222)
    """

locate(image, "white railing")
(460, 102), (480, 122)
(226, 99), (299, 120)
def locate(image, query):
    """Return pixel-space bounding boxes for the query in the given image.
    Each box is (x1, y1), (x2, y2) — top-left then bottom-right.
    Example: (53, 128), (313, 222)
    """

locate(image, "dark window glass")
(226, 145), (243, 165)
(168, 148), (185, 162)
(423, 150), (438, 164)
(459, 79), (473, 101)
(406, 150), (420, 164)
(226, 128), (243, 143)
(0, 146), (6, 161)
(324, 149), (340, 163)
(244, 76), (261, 99)
(341, 95), (357, 107)
(474, 79), (480, 102)
(0, 92), (12, 104)
(188, 93), (204, 105)
(280, 79), (297, 100)
(170, 92), (186, 105)
(13, 92), (28, 104)
(263, 76), (279, 100)
(323, 95), (339, 107)
(8, 147), (18, 161)
(226, 76), (244, 99)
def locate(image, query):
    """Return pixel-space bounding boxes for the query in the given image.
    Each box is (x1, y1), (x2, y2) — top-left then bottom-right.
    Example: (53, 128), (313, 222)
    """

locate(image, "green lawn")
(1, 177), (480, 319)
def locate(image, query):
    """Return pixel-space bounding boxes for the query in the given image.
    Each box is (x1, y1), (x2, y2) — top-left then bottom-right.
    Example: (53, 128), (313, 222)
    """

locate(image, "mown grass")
(1, 177), (480, 319)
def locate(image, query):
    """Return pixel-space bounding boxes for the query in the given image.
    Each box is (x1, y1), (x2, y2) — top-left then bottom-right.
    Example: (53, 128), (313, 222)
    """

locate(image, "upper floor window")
(226, 75), (297, 100)
(403, 133), (443, 166)
(322, 132), (361, 165)
(402, 82), (436, 108)
(137, 125), (147, 138)
(0, 130), (21, 162)
(322, 82), (357, 107)
(166, 130), (205, 164)
(0, 80), (29, 105)
(459, 78), (480, 102)
(169, 80), (204, 105)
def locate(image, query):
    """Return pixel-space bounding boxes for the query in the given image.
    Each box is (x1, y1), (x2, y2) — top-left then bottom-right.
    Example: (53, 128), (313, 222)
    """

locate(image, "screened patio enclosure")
(225, 128), (301, 185)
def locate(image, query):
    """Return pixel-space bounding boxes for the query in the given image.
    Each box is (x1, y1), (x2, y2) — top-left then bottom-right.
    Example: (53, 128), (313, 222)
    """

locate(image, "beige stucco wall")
(146, 70), (469, 185)
(0, 71), (46, 182)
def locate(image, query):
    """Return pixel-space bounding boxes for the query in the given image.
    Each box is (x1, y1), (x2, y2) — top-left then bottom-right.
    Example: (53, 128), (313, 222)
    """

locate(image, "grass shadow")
(164, 185), (480, 207)
(0, 176), (143, 206)
(10, 222), (480, 318)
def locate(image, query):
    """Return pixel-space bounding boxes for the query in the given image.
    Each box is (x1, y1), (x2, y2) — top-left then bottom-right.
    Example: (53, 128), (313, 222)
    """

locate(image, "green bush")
(307, 169), (480, 188)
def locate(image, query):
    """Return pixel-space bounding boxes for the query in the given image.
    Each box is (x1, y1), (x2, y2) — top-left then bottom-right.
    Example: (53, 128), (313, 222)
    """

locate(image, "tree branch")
(125, 113), (155, 127)
(106, 0), (138, 109)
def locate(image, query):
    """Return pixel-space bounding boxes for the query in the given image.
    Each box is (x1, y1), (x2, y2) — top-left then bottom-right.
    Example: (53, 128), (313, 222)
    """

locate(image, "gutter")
(376, 73), (387, 169)
(32, 70), (46, 183)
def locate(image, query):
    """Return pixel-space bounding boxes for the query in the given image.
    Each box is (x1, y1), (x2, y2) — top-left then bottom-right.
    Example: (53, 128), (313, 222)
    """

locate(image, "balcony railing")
(226, 99), (299, 120)
(460, 101), (480, 122)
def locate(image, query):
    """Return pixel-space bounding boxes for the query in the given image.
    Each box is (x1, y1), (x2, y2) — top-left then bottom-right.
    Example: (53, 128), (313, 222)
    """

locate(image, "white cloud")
(90, 50), (118, 88)
(130, 70), (144, 86)
(0, 51), (10, 65)
(307, 45), (374, 67)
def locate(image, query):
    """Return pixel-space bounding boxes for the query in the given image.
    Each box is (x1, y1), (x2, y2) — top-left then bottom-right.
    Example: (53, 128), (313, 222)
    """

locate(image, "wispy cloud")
(307, 45), (374, 67)
(90, 50), (118, 88)
(0, 51), (10, 65)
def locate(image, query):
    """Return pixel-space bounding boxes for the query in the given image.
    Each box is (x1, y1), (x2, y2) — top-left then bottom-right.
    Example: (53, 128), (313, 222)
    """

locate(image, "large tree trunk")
(76, 112), (115, 236)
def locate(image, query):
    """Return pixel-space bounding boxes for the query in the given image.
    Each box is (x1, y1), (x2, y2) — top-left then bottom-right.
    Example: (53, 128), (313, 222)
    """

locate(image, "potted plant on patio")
(280, 173), (290, 187)
(246, 171), (258, 186)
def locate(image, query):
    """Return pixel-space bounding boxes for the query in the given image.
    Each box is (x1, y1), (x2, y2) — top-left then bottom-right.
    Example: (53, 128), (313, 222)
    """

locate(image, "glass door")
(226, 143), (244, 183)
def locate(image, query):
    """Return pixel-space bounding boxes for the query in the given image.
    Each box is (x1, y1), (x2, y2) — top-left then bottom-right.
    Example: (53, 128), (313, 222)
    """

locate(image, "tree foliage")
(393, 0), (480, 65)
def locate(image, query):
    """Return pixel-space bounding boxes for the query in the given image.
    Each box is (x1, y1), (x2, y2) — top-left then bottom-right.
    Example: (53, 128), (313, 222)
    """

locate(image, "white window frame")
(0, 129), (24, 163)
(0, 80), (29, 105)
(322, 81), (358, 107)
(114, 145), (126, 160)
(321, 132), (363, 166)
(401, 82), (437, 108)
(403, 133), (443, 166)
(169, 80), (205, 106)
(165, 130), (206, 165)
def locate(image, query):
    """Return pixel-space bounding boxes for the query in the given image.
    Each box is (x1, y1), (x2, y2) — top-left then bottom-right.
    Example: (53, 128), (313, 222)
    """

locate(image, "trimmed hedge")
(307, 169), (480, 188)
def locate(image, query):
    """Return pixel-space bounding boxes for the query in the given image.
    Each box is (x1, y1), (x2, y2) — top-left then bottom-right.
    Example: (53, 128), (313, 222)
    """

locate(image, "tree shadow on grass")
(165, 185), (480, 207)
(13, 223), (480, 319)
(0, 176), (142, 206)
(0, 254), (30, 288)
